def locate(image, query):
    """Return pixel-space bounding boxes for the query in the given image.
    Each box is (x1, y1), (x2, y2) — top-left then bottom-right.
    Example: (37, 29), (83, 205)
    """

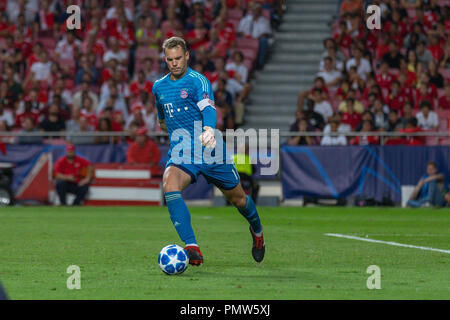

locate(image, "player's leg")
(163, 165), (203, 265)
(220, 183), (265, 263)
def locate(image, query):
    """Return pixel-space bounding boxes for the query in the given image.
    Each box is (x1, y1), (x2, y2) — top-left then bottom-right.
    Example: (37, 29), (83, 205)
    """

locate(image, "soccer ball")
(158, 244), (189, 275)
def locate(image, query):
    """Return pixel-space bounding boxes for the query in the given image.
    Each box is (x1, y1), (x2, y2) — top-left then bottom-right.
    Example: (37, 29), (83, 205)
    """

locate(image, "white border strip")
(95, 169), (151, 179)
(324, 233), (450, 254)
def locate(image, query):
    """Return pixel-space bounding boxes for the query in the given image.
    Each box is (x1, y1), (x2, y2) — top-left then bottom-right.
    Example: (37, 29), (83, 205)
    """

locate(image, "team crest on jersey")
(180, 89), (188, 99)
(203, 92), (209, 99)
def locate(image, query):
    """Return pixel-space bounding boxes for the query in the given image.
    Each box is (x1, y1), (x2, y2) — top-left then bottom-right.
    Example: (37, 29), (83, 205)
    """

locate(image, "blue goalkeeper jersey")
(152, 67), (223, 164)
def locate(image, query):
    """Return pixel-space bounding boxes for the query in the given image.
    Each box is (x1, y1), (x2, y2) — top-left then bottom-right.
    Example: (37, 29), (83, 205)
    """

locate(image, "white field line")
(324, 233), (450, 254)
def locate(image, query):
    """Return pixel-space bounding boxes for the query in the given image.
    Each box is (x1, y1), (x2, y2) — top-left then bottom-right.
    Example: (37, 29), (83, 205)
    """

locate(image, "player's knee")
(231, 194), (247, 208)
(163, 181), (181, 194)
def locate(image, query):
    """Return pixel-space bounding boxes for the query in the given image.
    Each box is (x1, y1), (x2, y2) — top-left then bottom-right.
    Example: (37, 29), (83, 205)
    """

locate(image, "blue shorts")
(166, 159), (240, 190)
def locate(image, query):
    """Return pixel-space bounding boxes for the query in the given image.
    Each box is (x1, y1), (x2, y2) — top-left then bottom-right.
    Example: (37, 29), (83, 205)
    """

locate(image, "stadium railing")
(0, 131), (449, 146)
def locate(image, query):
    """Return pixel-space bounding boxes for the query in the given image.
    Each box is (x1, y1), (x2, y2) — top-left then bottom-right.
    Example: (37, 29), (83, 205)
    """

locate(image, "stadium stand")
(0, 0), (283, 142)
(281, 0), (450, 146)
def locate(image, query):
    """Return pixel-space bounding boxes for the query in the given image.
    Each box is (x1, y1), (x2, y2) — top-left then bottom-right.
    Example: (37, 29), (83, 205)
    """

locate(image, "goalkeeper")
(152, 37), (264, 266)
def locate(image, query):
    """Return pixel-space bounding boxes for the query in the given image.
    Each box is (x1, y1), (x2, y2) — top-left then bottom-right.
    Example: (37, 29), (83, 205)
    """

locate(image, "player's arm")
(153, 85), (168, 133)
(196, 79), (217, 148)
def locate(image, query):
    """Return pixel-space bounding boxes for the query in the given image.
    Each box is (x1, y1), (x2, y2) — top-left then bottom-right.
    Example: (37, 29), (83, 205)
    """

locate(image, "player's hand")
(199, 126), (216, 148)
(78, 178), (90, 187)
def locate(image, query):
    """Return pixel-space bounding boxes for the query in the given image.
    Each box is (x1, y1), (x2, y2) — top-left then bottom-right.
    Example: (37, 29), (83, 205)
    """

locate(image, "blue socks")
(165, 191), (197, 245)
(238, 195), (262, 234)
(165, 192), (261, 245)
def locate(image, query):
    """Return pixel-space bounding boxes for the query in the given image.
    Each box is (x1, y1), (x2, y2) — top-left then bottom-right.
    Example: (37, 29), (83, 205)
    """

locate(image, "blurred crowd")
(0, 0), (283, 146)
(289, 0), (450, 146)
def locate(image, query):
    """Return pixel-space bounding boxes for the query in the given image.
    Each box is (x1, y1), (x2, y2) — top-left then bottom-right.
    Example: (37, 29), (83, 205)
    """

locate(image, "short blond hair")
(162, 37), (188, 53)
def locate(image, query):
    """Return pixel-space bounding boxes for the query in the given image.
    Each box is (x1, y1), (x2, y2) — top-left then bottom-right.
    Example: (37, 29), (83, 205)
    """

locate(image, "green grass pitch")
(0, 206), (449, 299)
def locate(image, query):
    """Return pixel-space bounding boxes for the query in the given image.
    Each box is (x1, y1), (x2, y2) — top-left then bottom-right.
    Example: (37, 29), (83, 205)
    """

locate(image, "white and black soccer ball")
(158, 244), (189, 275)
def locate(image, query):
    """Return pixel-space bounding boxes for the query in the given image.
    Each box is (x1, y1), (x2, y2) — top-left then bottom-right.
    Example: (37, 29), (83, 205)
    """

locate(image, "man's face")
(165, 46), (189, 78)
(389, 112), (398, 122)
(426, 164), (437, 176)
(23, 118), (34, 131)
(136, 134), (146, 145)
(66, 150), (75, 160)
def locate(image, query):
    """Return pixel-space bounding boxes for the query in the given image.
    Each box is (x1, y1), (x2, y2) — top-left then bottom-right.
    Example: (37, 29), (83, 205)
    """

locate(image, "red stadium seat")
(437, 109), (450, 119)
(235, 37), (259, 50)
(438, 118), (448, 131)
(39, 37), (56, 51)
(227, 9), (243, 20)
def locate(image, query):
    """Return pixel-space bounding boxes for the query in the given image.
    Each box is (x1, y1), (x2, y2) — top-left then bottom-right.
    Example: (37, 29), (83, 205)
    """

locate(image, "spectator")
(67, 115), (96, 145)
(97, 84), (129, 119)
(214, 78), (234, 130)
(371, 99), (389, 131)
(426, 60), (444, 89)
(303, 99), (325, 130)
(376, 61), (395, 90)
(95, 117), (113, 144)
(387, 109), (403, 132)
(55, 31), (81, 61)
(407, 161), (447, 208)
(126, 105), (146, 130)
(75, 54), (99, 86)
(320, 42), (345, 72)
(287, 118), (315, 146)
(382, 40), (404, 69)
(346, 46), (371, 80)
(323, 112), (352, 134)
(339, 0), (363, 17)
(135, 15), (162, 49)
(54, 143), (93, 206)
(439, 41), (450, 68)
(103, 37), (128, 71)
(72, 81), (99, 111)
(321, 119), (347, 146)
(15, 101), (39, 129)
(415, 82), (436, 109)
(341, 98), (362, 130)
(416, 40), (434, 70)
(18, 116), (43, 145)
(338, 89), (364, 114)
(24, 50), (52, 88)
(66, 106), (82, 132)
(416, 100), (438, 131)
(39, 103), (66, 133)
(142, 57), (162, 83)
(352, 120), (379, 145)
(312, 88), (333, 122)
(438, 83), (450, 110)
(400, 101), (416, 127)
(237, 2), (272, 69)
(317, 57), (341, 88)
(143, 101), (157, 132)
(427, 34), (445, 63)
(0, 101), (13, 129)
(126, 127), (161, 171)
(225, 51), (249, 86)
